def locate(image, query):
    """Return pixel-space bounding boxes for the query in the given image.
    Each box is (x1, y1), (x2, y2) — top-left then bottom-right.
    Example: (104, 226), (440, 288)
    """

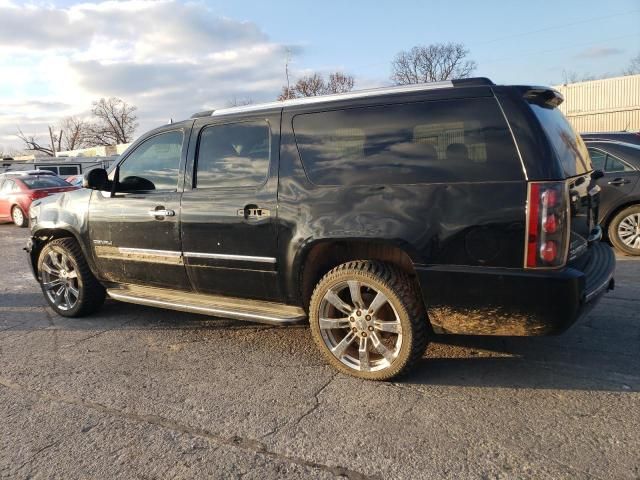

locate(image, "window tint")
(195, 122), (270, 188)
(37, 166), (59, 174)
(118, 131), (183, 191)
(21, 177), (70, 189)
(293, 97), (522, 186)
(588, 148), (606, 171)
(606, 155), (633, 172)
(529, 104), (591, 177)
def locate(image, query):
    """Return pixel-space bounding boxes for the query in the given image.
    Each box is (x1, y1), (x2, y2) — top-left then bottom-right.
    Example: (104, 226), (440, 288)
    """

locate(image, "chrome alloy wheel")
(318, 280), (403, 372)
(41, 250), (80, 311)
(618, 213), (640, 250)
(12, 207), (24, 226)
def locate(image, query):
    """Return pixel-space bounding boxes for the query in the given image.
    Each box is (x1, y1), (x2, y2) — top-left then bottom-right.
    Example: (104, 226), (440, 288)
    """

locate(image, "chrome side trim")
(211, 81), (454, 117)
(118, 247), (182, 258)
(184, 252), (277, 264)
(107, 291), (304, 325)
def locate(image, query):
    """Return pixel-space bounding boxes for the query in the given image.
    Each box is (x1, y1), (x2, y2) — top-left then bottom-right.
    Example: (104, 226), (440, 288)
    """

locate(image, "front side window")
(118, 131), (183, 192)
(293, 97), (522, 186)
(195, 121), (270, 189)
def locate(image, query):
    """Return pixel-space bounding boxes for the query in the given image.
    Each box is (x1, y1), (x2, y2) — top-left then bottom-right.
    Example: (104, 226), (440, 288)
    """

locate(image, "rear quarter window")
(293, 97), (523, 186)
(529, 104), (591, 177)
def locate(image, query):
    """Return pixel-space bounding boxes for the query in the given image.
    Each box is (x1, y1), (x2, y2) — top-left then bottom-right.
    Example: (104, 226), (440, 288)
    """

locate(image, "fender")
(27, 188), (101, 281)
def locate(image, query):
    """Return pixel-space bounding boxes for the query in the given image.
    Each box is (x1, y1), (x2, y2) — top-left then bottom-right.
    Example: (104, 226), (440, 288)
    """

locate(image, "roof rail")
(207, 77), (495, 118)
(191, 110), (215, 118)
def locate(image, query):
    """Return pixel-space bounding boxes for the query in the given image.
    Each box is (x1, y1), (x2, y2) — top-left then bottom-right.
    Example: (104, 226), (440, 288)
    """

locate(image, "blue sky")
(1, 0), (638, 151)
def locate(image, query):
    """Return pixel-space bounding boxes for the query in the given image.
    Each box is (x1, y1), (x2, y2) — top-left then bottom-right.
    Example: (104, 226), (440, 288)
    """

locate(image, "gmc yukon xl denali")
(26, 78), (615, 380)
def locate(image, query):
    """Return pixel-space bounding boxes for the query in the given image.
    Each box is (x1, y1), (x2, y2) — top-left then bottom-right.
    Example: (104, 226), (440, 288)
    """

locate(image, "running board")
(106, 284), (307, 325)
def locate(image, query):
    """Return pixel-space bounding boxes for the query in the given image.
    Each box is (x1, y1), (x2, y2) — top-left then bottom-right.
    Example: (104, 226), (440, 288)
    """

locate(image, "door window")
(117, 131), (183, 192)
(195, 121), (271, 189)
(605, 155), (634, 173)
(587, 148), (606, 171)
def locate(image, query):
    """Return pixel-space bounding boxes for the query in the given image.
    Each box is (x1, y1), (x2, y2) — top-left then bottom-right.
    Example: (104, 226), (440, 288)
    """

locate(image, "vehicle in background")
(27, 78), (615, 380)
(585, 140), (640, 255)
(64, 174), (84, 186)
(582, 131), (640, 147)
(0, 174), (77, 227)
(1, 157), (118, 179)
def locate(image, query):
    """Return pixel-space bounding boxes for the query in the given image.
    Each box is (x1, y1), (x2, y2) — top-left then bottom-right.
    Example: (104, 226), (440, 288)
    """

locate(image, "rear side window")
(293, 97), (522, 186)
(529, 104), (591, 177)
(21, 177), (70, 188)
(195, 121), (270, 189)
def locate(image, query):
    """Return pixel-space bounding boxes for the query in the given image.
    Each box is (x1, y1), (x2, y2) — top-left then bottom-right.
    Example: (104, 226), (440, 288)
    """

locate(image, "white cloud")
(0, 0), (292, 150)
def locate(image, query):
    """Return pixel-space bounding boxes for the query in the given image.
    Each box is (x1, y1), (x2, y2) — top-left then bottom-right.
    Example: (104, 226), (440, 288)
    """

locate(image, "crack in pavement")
(0, 377), (378, 480)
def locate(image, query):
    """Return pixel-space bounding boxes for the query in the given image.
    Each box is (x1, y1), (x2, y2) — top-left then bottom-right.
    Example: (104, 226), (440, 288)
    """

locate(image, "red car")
(0, 174), (78, 227)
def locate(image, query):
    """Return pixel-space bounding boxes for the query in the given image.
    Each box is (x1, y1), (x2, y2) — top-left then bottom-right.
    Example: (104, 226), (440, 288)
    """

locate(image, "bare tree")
(277, 71), (355, 100)
(17, 126), (61, 156)
(391, 43), (477, 85)
(88, 97), (138, 146)
(624, 52), (640, 75)
(294, 73), (326, 97)
(277, 86), (297, 101)
(60, 116), (90, 151)
(226, 96), (254, 108)
(326, 72), (355, 94)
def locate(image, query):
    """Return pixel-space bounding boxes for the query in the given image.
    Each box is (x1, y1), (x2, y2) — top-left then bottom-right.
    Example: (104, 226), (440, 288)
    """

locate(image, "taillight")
(525, 181), (569, 268)
(30, 191), (48, 200)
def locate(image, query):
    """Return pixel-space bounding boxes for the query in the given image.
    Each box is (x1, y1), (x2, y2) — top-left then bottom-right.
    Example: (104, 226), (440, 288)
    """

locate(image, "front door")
(88, 128), (191, 290)
(180, 116), (281, 300)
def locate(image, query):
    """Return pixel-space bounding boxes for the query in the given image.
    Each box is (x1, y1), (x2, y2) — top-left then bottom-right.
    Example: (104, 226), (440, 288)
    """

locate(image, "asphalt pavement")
(1, 224), (638, 479)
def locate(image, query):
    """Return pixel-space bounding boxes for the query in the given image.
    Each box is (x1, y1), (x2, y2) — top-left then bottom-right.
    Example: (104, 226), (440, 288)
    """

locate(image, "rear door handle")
(148, 208), (175, 217)
(608, 178), (630, 186)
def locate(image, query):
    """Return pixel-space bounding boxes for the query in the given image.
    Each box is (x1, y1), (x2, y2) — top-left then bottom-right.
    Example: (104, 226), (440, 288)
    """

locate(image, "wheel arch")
(296, 238), (423, 311)
(30, 227), (94, 281)
(601, 198), (640, 239)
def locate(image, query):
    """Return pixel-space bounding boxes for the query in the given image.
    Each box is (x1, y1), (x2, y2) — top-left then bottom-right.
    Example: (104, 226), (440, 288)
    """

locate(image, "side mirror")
(83, 168), (109, 190)
(591, 169), (605, 180)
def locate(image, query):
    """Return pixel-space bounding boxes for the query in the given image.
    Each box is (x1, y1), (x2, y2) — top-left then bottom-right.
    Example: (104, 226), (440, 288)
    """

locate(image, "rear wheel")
(37, 238), (106, 317)
(11, 206), (27, 228)
(309, 260), (429, 380)
(608, 205), (640, 256)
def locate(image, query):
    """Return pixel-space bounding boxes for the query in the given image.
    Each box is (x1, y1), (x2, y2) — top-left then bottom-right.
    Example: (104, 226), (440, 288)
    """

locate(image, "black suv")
(26, 78), (615, 380)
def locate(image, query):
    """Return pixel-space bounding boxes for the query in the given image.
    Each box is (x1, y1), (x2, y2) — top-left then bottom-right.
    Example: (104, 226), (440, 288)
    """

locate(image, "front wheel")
(309, 261), (429, 381)
(608, 205), (640, 256)
(37, 238), (106, 317)
(12, 206), (27, 228)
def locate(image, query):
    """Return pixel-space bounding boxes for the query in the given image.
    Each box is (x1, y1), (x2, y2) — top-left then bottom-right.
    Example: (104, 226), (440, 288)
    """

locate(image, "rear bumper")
(415, 242), (615, 336)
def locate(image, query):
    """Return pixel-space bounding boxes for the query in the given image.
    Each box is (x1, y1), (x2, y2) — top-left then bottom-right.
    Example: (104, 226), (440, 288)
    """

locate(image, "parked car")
(585, 140), (640, 255)
(1, 169), (57, 177)
(26, 78), (615, 380)
(582, 131), (640, 147)
(0, 174), (77, 227)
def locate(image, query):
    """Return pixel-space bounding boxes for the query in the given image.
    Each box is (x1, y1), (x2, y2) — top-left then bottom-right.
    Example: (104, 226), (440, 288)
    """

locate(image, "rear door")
(180, 115), (281, 301)
(88, 128), (191, 289)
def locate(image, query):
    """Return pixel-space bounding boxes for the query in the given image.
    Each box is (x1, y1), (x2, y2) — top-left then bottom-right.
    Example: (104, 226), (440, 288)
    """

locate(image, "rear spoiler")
(522, 87), (564, 108)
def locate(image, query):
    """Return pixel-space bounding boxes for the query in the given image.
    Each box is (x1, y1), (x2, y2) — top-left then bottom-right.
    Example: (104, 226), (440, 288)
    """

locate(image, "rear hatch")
(527, 93), (598, 268)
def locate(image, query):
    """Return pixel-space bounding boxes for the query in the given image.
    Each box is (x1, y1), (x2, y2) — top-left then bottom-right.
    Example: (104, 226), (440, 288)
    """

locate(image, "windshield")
(21, 176), (71, 189)
(530, 104), (592, 177)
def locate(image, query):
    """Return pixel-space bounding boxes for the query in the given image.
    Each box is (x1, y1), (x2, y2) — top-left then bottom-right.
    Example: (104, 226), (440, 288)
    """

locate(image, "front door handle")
(237, 205), (271, 219)
(148, 208), (175, 217)
(608, 178), (631, 186)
